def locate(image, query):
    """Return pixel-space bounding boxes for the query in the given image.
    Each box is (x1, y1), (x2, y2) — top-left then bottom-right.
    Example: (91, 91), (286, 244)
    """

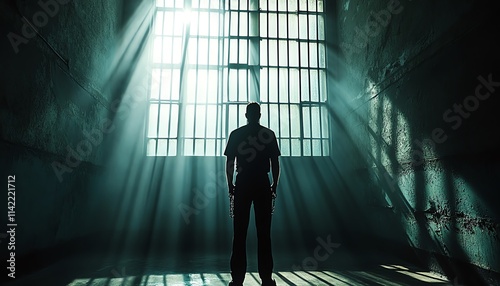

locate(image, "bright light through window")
(147, 0), (329, 156)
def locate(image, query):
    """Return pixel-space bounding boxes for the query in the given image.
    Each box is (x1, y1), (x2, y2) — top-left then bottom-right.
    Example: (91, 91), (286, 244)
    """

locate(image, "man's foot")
(228, 281), (243, 286)
(262, 279), (276, 286)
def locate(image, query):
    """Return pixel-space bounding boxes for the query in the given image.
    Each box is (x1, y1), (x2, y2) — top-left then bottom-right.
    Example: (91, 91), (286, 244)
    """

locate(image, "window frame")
(146, 0), (330, 157)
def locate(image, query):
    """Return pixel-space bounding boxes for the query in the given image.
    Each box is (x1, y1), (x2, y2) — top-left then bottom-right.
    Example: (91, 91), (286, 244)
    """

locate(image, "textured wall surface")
(0, 0), (139, 257)
(330, 0), (500, 276)
(0, 0), (122, 161)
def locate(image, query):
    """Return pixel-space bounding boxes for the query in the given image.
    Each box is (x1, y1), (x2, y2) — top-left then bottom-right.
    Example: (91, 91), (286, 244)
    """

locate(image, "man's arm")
(226, 156), (236, 195)
(270, 156), (280, 195)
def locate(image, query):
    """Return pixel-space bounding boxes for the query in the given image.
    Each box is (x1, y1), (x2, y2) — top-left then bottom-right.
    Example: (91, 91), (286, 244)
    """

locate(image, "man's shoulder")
(256, 125), (277, 140)
(229, 125), (247, 137)
(233, 125), (249, 132)
(229, 124), (276, 138)
(259, 125), (275, 134)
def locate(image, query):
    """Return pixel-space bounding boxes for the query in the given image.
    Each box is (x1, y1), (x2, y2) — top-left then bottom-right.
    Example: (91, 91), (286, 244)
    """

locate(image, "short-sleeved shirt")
(224, 123), (280, 176)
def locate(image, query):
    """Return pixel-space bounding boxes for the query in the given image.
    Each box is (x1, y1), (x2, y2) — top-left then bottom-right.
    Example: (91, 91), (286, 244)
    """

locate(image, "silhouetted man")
(224, 102), (280, 286)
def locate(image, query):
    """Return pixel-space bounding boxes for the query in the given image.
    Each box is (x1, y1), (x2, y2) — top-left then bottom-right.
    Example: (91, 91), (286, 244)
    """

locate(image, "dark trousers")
(230, 176), (273, 283)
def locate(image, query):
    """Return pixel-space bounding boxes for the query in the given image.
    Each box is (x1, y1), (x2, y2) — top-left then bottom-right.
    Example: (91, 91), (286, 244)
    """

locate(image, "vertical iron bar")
(167, 8), (178, 155)
(275, 1), (281, 142)
(286, 3), (292, 155)
(192, 2), (201, 155)
(306, 0), (313, 156)
(297, 1), (304, 156)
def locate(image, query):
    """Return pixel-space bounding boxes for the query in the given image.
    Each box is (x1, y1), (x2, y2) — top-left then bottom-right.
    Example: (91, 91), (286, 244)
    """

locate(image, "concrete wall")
(329, 0), (500, 277)
(0, 0), (149, 260)
(1, 0), (121, 159)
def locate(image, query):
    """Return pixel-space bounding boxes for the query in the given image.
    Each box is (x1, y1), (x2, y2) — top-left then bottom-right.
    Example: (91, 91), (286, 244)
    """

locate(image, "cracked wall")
(331, 0), (500, 276)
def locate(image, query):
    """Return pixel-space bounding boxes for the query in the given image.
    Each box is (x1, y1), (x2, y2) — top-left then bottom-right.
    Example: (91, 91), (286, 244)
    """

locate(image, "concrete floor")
(2, 248), (455, 286)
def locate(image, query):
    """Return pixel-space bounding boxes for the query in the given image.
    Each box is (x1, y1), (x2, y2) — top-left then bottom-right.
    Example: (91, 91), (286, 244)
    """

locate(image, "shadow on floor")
(1, 247), (461, 286)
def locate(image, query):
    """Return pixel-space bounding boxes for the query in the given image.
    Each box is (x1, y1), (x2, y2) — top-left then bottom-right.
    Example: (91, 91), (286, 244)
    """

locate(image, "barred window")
(147, 0), (329, 156)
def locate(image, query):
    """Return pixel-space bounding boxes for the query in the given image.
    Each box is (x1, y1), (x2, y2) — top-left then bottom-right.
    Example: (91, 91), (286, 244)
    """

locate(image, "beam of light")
(82, 0), (193, 266)
(98, 3), (229, 266)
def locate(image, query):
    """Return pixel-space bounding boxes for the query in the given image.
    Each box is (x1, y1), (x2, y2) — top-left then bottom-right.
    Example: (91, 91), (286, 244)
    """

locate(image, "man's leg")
(230, 188), (251, 284)
(254, 189), (274, 284)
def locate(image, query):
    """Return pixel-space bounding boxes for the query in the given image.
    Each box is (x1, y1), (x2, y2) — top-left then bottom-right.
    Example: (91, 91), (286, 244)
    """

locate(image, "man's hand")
(270, 156), (280, 199)
(271, 184), (277, 198)
(226, 157), (235, 196)
(228, 183), (235, 196)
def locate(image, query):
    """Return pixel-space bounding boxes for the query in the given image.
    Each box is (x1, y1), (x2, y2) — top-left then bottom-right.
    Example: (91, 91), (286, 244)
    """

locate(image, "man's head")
(246, 102), (261, 124)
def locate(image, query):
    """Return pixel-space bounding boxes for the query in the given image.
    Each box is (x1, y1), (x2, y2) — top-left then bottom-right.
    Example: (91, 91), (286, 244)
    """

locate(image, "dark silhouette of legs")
(254, 190), (273, 283)
(230, 188), (252, 284)
(230, 179), (275, 285)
